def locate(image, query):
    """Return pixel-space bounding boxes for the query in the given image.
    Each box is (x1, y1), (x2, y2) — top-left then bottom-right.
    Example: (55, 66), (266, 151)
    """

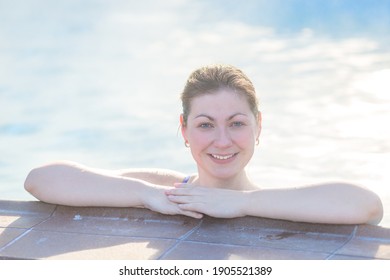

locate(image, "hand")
(142, 185), (203, 219)
(165, 183), (247, 218)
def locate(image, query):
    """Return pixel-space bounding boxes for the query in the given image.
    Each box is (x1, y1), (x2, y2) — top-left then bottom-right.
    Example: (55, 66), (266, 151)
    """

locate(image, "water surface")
(1, 0), (389, 226)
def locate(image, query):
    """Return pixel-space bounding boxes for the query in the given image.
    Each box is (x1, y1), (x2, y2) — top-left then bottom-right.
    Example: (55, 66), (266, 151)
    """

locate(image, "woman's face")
(181, 89), (261, 182)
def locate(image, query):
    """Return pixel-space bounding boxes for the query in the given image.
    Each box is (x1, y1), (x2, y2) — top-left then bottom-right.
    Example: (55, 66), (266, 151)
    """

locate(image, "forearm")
(24, 161), (153, 207)
(242, 183), (383, 224)
(242, 188), (323, 223)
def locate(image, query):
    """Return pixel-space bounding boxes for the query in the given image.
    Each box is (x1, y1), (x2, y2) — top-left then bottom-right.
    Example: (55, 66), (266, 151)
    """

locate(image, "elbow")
(364, 193), (384, 225)
(24, 167), (41, 198)
(24, 165), (53, 201)
(328, 182), (384, 225)
(24, 160), (74, 201)
(346, 183), (384, 225)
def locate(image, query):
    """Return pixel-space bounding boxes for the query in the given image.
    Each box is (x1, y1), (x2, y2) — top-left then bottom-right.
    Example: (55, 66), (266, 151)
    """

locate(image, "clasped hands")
(144, 183), (248, 219)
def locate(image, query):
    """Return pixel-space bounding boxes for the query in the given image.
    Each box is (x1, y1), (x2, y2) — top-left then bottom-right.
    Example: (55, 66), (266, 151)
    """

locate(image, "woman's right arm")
(24, 161), (147, 207)
(24, 161), (202, 218)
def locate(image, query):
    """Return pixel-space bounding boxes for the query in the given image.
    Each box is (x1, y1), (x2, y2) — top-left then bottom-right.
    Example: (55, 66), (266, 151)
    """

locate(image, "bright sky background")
(213, 0), (390, 37)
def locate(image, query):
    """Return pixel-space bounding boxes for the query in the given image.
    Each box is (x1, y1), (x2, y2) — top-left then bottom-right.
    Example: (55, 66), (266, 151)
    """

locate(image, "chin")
(208, 169), (243, 181)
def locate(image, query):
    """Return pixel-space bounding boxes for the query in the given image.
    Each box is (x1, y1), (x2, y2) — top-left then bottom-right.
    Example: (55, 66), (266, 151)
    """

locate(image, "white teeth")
(211, 154), (235, 160)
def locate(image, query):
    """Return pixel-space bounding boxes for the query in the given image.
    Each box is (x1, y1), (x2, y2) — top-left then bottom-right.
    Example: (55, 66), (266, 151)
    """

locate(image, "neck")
(194, 169), (257, 190)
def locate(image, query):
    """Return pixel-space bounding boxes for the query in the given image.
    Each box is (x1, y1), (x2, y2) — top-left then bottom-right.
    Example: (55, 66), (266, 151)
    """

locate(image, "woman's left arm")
(166, 182), (383, 224)
(243, 183), (383, 224)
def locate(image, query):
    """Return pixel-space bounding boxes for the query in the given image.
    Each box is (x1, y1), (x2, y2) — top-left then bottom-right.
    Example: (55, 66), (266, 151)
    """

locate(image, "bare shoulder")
(115, 168), (187, 186)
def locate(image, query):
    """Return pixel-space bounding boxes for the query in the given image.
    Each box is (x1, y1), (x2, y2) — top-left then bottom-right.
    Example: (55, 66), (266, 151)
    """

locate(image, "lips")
(209, 153), (238, 160)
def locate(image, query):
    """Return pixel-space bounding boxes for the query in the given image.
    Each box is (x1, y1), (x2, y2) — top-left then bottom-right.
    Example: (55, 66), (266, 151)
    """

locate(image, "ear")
(256, 111), (262, 139)
(180, 114), (187, 139)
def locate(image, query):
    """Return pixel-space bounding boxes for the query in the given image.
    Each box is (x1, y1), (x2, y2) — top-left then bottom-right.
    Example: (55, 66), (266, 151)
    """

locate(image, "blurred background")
(1, 0), (389, 226)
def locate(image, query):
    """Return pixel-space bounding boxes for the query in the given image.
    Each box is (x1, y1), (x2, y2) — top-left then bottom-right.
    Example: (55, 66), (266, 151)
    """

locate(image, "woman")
(24, 64), (383, 224)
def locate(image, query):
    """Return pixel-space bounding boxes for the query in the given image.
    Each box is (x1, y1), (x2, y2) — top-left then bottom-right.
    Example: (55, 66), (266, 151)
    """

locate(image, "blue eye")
(199, 123), (214, 129)
(231, 121), (245, 127)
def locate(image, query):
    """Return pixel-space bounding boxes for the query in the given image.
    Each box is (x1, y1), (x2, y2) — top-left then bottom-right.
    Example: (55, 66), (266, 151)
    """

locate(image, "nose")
(214, 127), (233, 148)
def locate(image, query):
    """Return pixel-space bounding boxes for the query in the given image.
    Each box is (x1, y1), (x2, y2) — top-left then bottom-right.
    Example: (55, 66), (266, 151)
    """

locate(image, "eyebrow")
(194, 113), (248, 121)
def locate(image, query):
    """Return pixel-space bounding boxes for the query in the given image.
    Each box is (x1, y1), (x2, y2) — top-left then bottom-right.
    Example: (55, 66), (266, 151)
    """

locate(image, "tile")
(186, 218), (350, 254)
(1, 200), (390, 260)
(0, 200), (56, 215)
(209, 216), (356, 236)
(0, 229), (176, 260)
(0, 215), (51, 229)
(161, 241), (329, 260)
(333, 224), (390, 259)
(336, 238), (390, 259)
(0, 200), (56, 228)
(0, 256), (33, 260)
(53, 205), (191, 221)
(0, 227), (28, 249)
(36, 206), (201, 239)
(355, 224), (390, 240)
(328, 254), (374, 260)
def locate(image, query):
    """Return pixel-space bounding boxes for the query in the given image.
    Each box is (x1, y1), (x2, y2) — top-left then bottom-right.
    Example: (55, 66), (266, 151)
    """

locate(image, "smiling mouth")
(209, 153), (238, 160)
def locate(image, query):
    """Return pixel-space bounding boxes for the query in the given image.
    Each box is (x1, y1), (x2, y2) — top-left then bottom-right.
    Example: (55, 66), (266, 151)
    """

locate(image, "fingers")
(166, 184), (200, 196)
(166, 193), (205, 217)
(158, 201), (203, 219)
(178, 209), (203, 219)
(166, 194), (194, 204)
(166, 185), (208, 205)
(173, 183), (184, 188)
(165, 183), (208, 218)
(178, 203), (205, 215)
(170, 184), (191, 193)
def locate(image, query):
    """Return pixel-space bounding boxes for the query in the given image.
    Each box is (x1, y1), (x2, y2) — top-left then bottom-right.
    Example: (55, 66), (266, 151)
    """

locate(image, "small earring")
(256, 139), (260, 146)
(184, 140), (190, 148)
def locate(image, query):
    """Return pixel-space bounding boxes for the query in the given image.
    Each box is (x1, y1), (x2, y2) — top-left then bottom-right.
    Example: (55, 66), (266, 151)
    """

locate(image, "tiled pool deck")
(0, 200), (389, 260)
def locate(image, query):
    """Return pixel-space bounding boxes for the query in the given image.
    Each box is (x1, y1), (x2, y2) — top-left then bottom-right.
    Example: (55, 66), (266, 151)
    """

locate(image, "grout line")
(0, 228), (32, 253)
(325, 225), (357, 260)
(156, 219), (204, 260)
(0, 205), (58, 253)
(29, 205), (58, 229)
(27, 228), (192, 241)
(355, 236), (390, 242)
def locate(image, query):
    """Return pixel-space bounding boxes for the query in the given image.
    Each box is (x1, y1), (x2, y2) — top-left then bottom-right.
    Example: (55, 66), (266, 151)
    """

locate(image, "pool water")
(1, 1), (389, 227)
